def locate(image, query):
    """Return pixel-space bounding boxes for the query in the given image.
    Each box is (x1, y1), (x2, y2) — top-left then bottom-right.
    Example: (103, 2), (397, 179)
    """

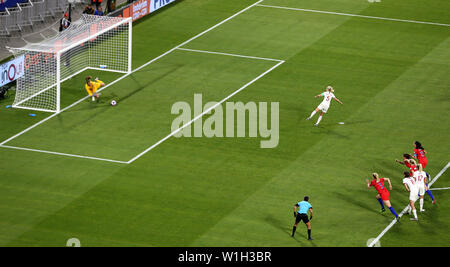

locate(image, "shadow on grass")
(373, 159), (405, 179)
(265, 214), (291, 236)
(300, 119), (373, 127)
(118, 63), (184, 104)
(300, 120), (374, 140)
(264, 214), (316, 246)
(332, 191), (382, 216)
(58, 64), (183, 129)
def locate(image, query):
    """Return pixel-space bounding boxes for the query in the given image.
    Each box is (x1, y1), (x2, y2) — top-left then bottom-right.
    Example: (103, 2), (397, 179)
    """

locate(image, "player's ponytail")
(372, 173), (379, 179)
(414, 141), (424, 150)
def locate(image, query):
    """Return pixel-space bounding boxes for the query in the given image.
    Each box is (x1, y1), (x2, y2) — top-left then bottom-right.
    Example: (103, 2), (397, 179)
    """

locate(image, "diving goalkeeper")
(85, 76), (105, 101)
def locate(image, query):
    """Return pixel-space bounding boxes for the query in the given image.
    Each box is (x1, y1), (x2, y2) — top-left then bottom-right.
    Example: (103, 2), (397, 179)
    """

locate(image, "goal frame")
(9, 15), (132, 113)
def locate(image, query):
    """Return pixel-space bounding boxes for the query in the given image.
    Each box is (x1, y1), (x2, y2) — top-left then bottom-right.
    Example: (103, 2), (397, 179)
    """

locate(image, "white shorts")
(417, 184), (426, 196)
(409, 188), (419, 202)
(317, 103), (330, 113)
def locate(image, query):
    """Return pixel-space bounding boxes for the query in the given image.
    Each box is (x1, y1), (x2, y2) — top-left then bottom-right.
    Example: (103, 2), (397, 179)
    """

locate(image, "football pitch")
(0, 0), (449, 246)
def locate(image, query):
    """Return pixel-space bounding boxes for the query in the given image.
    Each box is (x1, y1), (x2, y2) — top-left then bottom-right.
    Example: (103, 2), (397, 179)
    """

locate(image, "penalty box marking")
(256, 4), (450, 27)
(0, 0), (287, 164)
(175, 47), (284, 63)
(430, 187), (450, 191)
(0, 145), (129, 164)
(0, 49), (284, 164)
(126, 55), (284, 164)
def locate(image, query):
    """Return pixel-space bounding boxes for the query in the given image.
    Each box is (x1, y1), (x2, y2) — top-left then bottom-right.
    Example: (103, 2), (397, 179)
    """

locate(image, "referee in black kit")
(292, 196), (313, 240)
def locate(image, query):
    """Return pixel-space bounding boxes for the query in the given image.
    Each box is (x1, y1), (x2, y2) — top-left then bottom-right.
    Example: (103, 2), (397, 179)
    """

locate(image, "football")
(110, 100), (117, 106)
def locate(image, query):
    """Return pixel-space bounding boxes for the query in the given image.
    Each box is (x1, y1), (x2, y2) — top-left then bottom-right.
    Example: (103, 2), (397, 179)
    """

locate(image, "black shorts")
(295, 213), (309, 224)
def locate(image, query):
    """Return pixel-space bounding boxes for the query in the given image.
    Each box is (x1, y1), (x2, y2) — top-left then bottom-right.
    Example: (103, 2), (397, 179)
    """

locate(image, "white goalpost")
(8, 14), (132, 113)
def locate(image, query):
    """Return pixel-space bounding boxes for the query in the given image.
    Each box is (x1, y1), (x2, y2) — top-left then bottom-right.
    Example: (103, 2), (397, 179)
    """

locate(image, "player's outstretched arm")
(385, 178), (393, 190)
(314, 94), (322, 98)
(365, 179), (371, 188)
(403, 183), (410, 192)
(94, 77), (105, 86)
(334, 97), (343, 105)
(395, 159), (405, 165)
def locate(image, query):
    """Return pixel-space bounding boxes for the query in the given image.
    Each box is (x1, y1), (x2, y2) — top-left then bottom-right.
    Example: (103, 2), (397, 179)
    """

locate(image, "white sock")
(316, 115), (323, 125)
(309, 110), (316, 118)
(420, 198), (424, 210)
(407, 206), (412, 214)
(413, 209), (417, 219)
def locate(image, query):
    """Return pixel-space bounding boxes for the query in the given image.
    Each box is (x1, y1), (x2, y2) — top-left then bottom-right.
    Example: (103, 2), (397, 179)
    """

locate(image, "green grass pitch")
(0, 0), (449, 247)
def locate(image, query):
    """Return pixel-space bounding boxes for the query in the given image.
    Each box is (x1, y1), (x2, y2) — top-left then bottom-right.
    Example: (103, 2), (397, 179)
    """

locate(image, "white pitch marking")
(176, 47), (284, 62)
(0, 0), (266, 161)
(127, 60), (285, 164)
(428, 162), (450, 187)
(430, 187), (450, 191)
(368, 162), (450, 247)
(257, 4), (450, 27)
(0, 145), (128, 164)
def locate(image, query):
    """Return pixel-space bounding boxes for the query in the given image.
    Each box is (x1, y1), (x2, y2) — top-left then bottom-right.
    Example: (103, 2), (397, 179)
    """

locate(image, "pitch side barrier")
(0, 0), (28, 12)
(109, 0), (178, 21)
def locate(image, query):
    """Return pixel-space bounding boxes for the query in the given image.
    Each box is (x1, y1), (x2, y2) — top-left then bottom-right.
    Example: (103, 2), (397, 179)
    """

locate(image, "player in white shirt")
(306, 86), (343, 126)
(402, 171), (419, 221)
(413, 164), (428, 212)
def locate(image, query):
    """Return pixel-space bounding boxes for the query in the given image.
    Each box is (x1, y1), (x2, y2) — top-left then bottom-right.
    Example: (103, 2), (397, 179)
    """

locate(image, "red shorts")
(379, 191), (390, 201)
(419, 159), (427, 169)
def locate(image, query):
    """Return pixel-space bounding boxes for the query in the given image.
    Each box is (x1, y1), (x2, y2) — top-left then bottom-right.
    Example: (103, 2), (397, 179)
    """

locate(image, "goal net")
(8, 14), (132, 113)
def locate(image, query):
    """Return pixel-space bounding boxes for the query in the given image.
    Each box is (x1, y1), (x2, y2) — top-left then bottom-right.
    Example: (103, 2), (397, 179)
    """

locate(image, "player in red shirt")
(396, 154), (417, 176)
(366, 173), (399, 219)
(407, 159), (418, 176)
(412, 141), (436, 204)
(412, 141), (427, 169)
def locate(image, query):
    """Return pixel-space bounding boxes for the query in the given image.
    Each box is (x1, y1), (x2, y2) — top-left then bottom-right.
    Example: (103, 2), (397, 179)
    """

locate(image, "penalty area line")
(127, 60), (285, 164)
(368, 162), (450, 247)
(430, 187), (450, 191)
(0, 0), (265, 161)
(175, 47), (284, 62)
(0, 145), (129, 164)
(1, 0), (265, 146)
(257, 4), (450, 27)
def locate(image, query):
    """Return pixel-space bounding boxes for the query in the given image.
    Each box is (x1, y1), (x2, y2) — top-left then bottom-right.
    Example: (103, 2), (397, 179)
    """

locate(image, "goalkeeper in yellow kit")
(85, 76), (105, 101)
